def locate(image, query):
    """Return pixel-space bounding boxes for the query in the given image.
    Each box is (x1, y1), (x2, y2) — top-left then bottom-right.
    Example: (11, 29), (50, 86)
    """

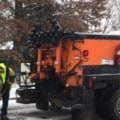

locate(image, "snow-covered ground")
(0, 83), (71, 120)
(10, 83), (19, 98)
(0, 83), (103, 120)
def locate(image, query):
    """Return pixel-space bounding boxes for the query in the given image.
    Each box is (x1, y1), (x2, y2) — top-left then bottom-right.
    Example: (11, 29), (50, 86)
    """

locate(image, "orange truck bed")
(61, 32), (120, 87)
(82, 39), (119, 65)
(75, 32), (120, 66)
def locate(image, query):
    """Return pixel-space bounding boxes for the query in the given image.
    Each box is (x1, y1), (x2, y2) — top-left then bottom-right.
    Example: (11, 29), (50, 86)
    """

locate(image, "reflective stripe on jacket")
(0, 63), (7, 84)
(9, 67), (15, 76)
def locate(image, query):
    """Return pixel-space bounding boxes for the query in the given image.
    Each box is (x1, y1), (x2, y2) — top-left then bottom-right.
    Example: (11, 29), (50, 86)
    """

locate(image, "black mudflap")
(71, 88), (96, 120)
(50, 92), (70, 108)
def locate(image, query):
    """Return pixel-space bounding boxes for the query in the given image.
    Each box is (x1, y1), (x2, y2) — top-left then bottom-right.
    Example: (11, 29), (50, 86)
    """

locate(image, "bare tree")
(108, 0), (120, 32)
(15, 0), (109, 32)
(0, 0), (110, 68)
(52, 0), (109, 32)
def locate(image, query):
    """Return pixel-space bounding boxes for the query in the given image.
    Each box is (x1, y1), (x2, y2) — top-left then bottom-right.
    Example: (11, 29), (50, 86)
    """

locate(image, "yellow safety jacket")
(0, 63), (15, 92)
(0, 63), (7, 85)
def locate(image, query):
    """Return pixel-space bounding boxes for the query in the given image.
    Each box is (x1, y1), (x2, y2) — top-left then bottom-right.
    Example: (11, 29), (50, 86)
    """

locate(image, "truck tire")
(23, 45), (36, 61)
(109, 88), (120, 120)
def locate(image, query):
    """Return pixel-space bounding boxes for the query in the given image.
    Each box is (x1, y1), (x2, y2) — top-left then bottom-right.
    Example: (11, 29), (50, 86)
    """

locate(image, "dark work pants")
(1, 88), (10, 117)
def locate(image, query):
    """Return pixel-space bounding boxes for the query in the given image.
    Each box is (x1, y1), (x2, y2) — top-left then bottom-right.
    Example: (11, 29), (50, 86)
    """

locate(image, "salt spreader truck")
(16, 19), (120, 120)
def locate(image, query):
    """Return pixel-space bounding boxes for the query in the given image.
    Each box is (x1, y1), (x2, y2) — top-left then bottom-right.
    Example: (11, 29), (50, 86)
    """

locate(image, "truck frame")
(16, 19), (120, 120)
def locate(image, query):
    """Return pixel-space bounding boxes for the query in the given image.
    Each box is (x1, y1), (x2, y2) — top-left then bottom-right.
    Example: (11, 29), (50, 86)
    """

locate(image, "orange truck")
(16, 19), (120, 120)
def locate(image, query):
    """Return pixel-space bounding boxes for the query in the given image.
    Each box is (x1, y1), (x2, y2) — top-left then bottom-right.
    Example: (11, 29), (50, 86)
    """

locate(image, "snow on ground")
(10, 83), (19, 98)
(0, 83), (102, 120)
(0, 83), (71, 120)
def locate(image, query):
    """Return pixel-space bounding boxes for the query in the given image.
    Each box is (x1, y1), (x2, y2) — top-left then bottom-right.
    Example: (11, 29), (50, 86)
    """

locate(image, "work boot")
(1, 115), (9, 120)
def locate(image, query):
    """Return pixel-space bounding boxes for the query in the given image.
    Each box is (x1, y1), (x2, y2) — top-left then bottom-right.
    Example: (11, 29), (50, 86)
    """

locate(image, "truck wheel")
(23, 45), (36, 61)
(109, 88), (120, 120)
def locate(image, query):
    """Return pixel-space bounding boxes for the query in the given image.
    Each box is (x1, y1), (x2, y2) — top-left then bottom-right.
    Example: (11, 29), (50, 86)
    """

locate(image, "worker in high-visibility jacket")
(0, 62), (15, 120)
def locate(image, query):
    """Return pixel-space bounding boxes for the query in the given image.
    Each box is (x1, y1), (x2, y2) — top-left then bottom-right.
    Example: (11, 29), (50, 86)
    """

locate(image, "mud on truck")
(16, 19), (120, 120)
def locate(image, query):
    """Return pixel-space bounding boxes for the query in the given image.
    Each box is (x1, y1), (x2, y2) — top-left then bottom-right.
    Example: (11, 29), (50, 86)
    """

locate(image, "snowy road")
(0, 84), (71, 120)
(1, 100), (104, 120)
(6, 100), (71, 120)
(0, 84), (103, 120)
